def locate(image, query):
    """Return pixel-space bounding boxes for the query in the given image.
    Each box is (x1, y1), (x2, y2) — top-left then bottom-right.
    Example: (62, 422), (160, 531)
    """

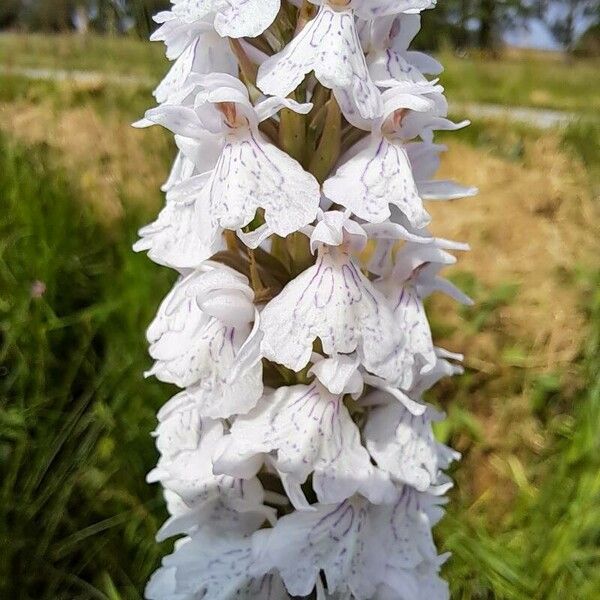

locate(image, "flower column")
(137, 1), (476, 599)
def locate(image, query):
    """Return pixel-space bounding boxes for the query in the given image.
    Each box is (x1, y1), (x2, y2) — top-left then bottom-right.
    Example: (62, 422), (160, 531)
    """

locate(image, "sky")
(505, 6), (595, 50)
(505, 18), (561, 49)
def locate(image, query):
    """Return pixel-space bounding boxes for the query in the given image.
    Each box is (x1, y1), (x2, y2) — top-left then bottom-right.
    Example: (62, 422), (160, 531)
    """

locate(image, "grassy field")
(1, 34), (599, 600)
(2, 33), (600, 113)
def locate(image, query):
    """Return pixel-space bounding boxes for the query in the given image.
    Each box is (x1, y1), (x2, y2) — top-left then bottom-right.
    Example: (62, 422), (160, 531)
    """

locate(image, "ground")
(0, 33), (599, 600)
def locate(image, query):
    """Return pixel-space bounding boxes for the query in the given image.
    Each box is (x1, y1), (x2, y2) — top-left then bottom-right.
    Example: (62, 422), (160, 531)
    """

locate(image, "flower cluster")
(137, 1), (476, 598)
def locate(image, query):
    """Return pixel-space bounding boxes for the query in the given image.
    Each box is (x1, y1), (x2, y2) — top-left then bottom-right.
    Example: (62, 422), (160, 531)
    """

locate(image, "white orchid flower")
(151, 12), (237, 104)
(253, 489), (448, 599)
(366, 13), (443, 87)
(260, 241), (404, 375)
(140, 74), (321, 254)
(145, 263), (263, 417)
(364, 393), (460, 492)
(257, 3), (383, 122)
(323, 85), (439, 227)
(146, 533), (289, 600)
(215, 355), (397, 509)
(147, 396), (272, 540)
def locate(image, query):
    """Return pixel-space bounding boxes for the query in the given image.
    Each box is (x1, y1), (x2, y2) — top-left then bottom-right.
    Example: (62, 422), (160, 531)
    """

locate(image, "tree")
(22, 0), (75, 31)
(543, 0), (600, 50)
(126, 0), (170, 37)
(418, 0), (538, 52)
(475, 0), (537, 50)
(0, 0), (21, 28)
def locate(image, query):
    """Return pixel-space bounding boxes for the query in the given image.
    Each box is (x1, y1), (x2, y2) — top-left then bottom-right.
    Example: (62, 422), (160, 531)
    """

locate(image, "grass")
(0, 135), (175, 599)
(1, 33), (599, 600)
(439, 271), (600, 599)
(1, 33), (600, 113)
(0, 32), (167, 79)
(440, 49), (600, 114)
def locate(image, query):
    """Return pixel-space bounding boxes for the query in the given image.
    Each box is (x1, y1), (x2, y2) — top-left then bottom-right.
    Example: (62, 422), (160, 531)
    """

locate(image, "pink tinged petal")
(323, 136), (430, 228)
(260, 246), (404, 375)
(257, 5), (382, 121)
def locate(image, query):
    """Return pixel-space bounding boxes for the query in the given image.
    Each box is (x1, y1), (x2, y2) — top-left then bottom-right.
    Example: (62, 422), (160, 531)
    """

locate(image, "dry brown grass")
(434, 134), (596, 367)
(0, 100), (171, 224)
(429, 132), (598, 514)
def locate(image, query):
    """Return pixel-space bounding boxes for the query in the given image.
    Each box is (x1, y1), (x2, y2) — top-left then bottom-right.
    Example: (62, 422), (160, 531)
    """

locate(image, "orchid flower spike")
(138, 1), (476, 598)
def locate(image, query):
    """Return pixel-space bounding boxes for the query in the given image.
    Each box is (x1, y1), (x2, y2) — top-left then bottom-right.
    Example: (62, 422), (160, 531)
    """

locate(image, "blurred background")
(0, 1), (599, 599)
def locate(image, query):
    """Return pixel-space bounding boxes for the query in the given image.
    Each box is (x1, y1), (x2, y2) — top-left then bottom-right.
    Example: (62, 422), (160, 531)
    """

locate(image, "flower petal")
(260, 246), (404, 376)
(147, 532), (289, 600)
(253, 498), (371, 597)
(215, 383), (396, 507)
(257, 5), (382, 120)
(202, 130), (320, 237)
(148, 397), (267, 530)
(254, 489), (447, 599)
(146, 267), (263, 417)
(134, 181), (224, 270)
(324, 135), (430, 227)
(365, 400), (459, 492)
